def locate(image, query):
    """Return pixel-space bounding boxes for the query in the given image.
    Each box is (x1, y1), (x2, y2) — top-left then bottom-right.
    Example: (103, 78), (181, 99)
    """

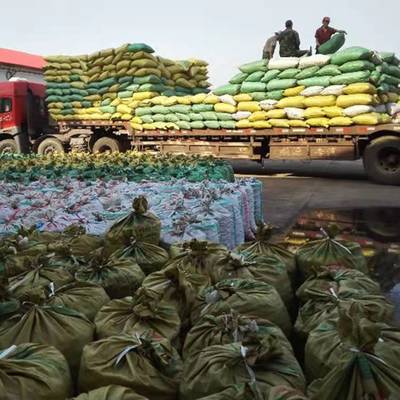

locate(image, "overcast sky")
(3, 0), (400, 86)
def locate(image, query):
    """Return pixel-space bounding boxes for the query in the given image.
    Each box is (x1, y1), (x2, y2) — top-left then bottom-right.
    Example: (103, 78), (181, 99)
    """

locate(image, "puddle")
(283, 207), (400, 322)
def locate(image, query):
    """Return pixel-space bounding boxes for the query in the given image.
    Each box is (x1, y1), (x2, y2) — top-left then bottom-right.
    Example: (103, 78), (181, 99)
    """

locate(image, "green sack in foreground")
(192, 278), (292, 335)
(245, 71), (266, 82)
(330, 46), (373, 65)
(180, 335), (305, 400)
(94, 287), (181, 343)
(305, 301), (400, 382)
(339, 60), (376, 73)
(307, 303), (400, 400)
(235, 223), (296, 283)
(261, 69), (281, 83)
(295, 66), (320, 80)
(0, 343), (72, 400)
(266, 79), (297, 91)
(297, 76), (331, 87)
(241, 81), (267, 93)
(71, 385), (149, 400)
(78, 335), (183, 400)
(318, 33), (346, 55)
(46, 281), (110, 321)
(182, 313), (293, 360)
(295, 225), (368, 279)
(229, 72), (249, 84)
(330, 70), (371, 85)
(106, 196), (161, 245)
(127, 43), (155, 53)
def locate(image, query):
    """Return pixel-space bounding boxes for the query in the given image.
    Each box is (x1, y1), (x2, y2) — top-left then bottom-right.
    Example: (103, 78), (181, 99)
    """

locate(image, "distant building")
(0, 48), (44, 83)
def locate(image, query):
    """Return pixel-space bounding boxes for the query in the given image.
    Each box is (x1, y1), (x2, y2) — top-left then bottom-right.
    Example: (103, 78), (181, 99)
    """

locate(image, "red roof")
(0, 48), (44, 70)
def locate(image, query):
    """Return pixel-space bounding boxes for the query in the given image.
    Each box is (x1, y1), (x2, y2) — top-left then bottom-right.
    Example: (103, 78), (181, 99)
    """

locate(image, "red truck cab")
(0, 80), (49, 152)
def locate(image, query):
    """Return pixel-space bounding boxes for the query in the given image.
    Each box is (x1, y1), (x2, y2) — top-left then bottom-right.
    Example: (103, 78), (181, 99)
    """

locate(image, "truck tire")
(37, 138), (65, 155)
(363, 136), (400, 185)
(0, 139), (18, 153)
(92, 137), (121, 153)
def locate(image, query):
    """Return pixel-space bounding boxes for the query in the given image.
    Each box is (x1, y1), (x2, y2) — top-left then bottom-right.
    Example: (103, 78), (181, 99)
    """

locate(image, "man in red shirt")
(315, 17), (346, 53)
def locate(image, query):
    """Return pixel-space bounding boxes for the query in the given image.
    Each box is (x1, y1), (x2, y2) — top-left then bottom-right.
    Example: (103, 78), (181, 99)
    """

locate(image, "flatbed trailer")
(1, 81), (400, 185)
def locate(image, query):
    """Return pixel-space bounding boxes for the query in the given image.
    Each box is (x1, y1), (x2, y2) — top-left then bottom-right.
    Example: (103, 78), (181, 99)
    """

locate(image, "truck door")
(0, 97), (13, 131)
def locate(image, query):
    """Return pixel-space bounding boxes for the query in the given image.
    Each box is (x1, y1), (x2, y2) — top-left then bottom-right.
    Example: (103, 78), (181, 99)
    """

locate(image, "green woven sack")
(316, 64), (341, 76)
(133, 75), (161, 85)
(176, 113), (190, 122)
(151, 105), (169, 114)
(118, 91), (134, 99)
(213, 84), (240, 96)
(229, 72), (248, 84)
(140, 115), (154, 123)
(189, 113), (203, 121)
(266, 79), (296, 91)
(245, 71), (266, 82)
(241, 82), (267, 93)
(379, 52), (400, 66)
(216, 112), (233, 121)
(239, 60), (268, 74)
(330, 46), (373, 65)
(296, 66), (320, 80)
(318, 32), (346, 55)
(219, 120), (236, 129)
(250, 92), (268, 101)
(204, 120), (221, 129)
(278, 68), (300, 79)
(261, 69), (281, 83)
(135, 107), (153, 116)
(330, 71), (371, 85)
(201, 112), (218, 121)
(297, 76), (331, 87)
(151, 114), (165, 122)
(164, 114), (179, 123)
(127, 43), (155, 53)
(177, 121), (191, 130)
(100, 106), (116, 114)
(380, 63), (400, 78)
(119, 76), (134, 84)
(137, 84), (165, 93)
(190, 121), (205, 129)
(339, 60), (376, 73)
(266, 90), (284, 100)
(169, 105), (191, 114)
(192, 104), (214, 112)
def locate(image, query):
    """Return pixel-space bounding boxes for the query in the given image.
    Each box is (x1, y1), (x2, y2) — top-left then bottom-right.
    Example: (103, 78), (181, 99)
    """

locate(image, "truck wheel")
(363, 136), (400, 185)
(0, 139), (18, 153)
(92, 137), (121, 153)
(37, 138), (65, 155)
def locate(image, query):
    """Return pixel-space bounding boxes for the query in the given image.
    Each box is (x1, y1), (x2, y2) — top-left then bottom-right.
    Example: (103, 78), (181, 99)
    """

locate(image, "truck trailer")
(1, 80), (400, 185)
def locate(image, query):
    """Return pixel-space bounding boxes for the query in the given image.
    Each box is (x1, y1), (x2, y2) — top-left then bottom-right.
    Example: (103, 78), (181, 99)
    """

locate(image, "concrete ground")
(233, 160), (400, 232)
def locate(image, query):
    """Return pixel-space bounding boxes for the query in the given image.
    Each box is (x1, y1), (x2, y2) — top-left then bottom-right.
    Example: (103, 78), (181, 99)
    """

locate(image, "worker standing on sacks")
(315, 17), (347, 53)
(278, 20), (311, 58)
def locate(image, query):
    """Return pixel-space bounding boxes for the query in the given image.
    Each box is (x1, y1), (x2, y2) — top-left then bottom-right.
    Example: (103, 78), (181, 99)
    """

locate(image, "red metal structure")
(0, 80), (400, 185)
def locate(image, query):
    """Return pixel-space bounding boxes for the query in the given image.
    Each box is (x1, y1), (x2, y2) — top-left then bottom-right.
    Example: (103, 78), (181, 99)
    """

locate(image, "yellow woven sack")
(142, 123), (157, 130)
(266, 109), (286, 119)
(352, 113), (380, 125)
(130, 116), (142, 124)
(191, 93), (207, 104)
(128, 101), (140, 109)
(268, 119), (290, 128)
(130, 122), (143, 131)
(204, 94), (220, 104)
(116, 104), (132, 114)
(177, 96), (192, 105)
(306, 118), (330, 128)
(288, 120), (309, 128)
(111, 113), (122, 120)
(329, 117), (353, 126)
(343, 83), (377, 95)
(323, 106), (344, 118)
(234, 93), (253, 102)
(304, 95), (336, 108)
(304, 107), (326, 119)
(215, 103), (237, 113)
(120, 113), (132, 120)
(252, 120), (272, 129)
(237, 102), (261, 112)
(336, 94), (375, 108)
(379, 113), (392, 124)
(236, 119), (253, 129)
(110, 98), (121, 107)
(249, 111), (268, 122)
(284, 86), (305, 97)
(277, 96), (305, 109)
(131, 92), (158, 101)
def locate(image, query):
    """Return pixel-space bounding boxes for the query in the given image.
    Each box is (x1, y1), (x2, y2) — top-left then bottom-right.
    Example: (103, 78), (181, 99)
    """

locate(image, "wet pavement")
(233, 159), (400, 231)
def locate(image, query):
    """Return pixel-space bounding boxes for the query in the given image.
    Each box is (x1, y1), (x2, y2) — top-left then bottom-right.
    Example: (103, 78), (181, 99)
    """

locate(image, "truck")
(1, 79), (400, 185)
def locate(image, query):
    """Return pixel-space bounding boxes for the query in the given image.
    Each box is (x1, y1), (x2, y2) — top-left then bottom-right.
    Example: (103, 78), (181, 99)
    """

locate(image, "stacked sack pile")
(44, 43), (210, 126)
(2, 203), (400, 398)
(211, 47), (400, 129)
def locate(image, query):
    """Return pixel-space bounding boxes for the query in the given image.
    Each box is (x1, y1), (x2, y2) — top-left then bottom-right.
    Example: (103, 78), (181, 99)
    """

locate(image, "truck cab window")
(0, 98), (12, 113)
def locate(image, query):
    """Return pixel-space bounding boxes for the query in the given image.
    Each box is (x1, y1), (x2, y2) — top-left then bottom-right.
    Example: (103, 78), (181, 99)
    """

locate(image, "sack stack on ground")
(212, 47), (400, 129)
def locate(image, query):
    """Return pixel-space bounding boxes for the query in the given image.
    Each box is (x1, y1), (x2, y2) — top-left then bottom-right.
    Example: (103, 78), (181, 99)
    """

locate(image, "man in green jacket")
(278, 20), (311, 57)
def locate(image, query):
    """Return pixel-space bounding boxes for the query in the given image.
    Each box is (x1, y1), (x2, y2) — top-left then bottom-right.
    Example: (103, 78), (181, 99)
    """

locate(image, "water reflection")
(284, 208), (400, 321)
